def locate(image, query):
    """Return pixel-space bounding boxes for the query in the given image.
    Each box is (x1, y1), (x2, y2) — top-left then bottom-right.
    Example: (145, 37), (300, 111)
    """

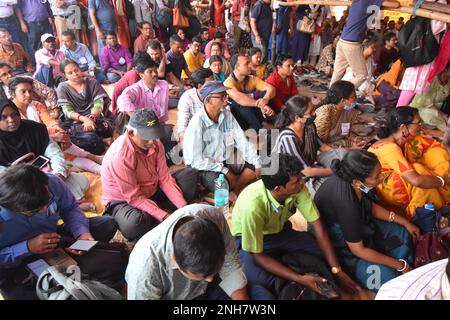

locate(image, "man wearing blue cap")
(183, 81), (261, 196)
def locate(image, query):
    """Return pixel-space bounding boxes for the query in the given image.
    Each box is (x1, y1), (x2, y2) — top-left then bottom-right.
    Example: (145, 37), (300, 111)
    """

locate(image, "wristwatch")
(331, 266), (342, 274)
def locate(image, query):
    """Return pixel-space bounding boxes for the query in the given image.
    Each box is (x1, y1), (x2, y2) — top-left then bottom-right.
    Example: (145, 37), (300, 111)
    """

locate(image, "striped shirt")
(273, 128), (309, 167)
(376, 258), (450, 300)
(176, 88), (204, 136)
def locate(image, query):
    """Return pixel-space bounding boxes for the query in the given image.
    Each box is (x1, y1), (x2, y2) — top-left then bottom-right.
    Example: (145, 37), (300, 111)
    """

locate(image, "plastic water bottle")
(214, 174), (229, 219)
(424, 203), (435, 211)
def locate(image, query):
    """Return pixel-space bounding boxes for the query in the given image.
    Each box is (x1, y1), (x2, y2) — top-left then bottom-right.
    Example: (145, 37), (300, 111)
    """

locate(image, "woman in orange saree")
(369, 107), (450, 219)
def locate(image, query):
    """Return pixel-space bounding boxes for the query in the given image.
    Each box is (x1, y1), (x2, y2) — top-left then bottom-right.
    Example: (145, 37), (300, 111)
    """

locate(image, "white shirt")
(176, 88), (203, 135)
(376, 259), (450, 300)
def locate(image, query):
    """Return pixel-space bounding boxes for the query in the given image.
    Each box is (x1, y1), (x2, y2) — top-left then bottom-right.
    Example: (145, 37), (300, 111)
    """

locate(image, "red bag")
(414, 232), (449, 268)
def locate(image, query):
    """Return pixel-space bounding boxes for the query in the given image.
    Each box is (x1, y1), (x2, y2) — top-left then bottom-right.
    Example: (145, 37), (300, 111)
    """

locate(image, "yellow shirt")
(252, 65), (266, 79)
(182, 50), (204, 79)
(223, 74), (267, 95)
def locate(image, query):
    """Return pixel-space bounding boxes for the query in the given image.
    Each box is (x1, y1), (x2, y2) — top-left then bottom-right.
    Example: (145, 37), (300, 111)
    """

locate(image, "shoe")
(299, 79), (314, 87)
(355, 102), (376, 113)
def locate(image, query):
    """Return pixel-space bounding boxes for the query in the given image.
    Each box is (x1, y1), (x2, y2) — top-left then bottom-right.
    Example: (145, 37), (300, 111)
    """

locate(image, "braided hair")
(315, 80), (355, 109)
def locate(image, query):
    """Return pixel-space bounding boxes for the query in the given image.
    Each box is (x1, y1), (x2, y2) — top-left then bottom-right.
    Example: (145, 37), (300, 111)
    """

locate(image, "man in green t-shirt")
(231, 153), (360, 296)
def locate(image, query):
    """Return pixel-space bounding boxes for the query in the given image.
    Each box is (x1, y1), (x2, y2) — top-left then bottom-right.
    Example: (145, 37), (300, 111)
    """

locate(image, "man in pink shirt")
(117, 57), (169, 121)
(204, 31), (231, 60)
(34, 33), (65, 87)
(101, 109), (198, 241)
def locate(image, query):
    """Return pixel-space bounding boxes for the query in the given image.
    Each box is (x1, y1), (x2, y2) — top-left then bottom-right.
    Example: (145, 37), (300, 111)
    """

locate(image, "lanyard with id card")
(223, 113), (234, 147)
(79, 57), (88, 65)
(341, 122), (350, 136)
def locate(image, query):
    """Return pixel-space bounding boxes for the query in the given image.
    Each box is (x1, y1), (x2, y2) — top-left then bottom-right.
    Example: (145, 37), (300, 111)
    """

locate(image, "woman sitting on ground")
(209, 55), (226, 83)
(0, 99), (95, 211)
(314, 80), (368, 149)
(368, 107), (450, 219)
(409, 62), (450, 132)
(249, 47), (266, 79)
(57, 59), (113, 154)
(314, 150), (419, 291)
(9, 76), (103, 174)
(273, 96), (339, 194)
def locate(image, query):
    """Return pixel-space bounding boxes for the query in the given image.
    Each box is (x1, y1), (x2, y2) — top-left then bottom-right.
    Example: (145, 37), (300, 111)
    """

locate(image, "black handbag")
(94, 117), (114, 138)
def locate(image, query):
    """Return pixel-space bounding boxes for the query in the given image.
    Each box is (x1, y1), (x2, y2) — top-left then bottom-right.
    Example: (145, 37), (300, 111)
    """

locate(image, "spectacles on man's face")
(209, 94), (228, 101)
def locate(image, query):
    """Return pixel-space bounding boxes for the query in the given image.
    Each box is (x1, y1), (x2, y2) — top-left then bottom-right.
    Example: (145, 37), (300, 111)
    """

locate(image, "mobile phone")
(316, 280), (339, 299)
(26, 259), (50, 278)
(30, 155), (50, 169)
(308, 272), (339, 299)
(69, 239), (98, 252)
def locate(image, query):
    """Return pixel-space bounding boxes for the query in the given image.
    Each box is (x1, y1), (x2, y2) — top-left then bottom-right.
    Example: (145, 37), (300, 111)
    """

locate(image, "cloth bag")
(173, 5), (189, 28)
(296, 16), (315, 34)
(36, 265), (123, 300)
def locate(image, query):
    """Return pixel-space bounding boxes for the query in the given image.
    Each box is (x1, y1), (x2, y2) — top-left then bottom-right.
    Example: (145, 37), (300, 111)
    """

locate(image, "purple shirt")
(100, 44), (133, 73)
(341, 0), (383, 42)
(19, 0), (51, 22)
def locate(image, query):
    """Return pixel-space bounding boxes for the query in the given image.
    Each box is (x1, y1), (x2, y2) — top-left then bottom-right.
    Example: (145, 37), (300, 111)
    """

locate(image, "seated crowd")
(1, 0), (450, 301)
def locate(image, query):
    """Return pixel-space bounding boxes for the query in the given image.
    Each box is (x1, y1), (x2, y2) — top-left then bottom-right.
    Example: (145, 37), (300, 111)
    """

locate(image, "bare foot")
(79, 202), (97, 212)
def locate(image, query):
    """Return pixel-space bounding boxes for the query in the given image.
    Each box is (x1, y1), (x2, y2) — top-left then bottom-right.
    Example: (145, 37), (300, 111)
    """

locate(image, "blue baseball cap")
(199, 81), (229, 102)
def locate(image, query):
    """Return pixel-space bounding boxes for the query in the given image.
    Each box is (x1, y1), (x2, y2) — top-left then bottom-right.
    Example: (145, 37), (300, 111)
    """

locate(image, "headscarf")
(0, 99), (49, 166)
(56, 77), (109, 116)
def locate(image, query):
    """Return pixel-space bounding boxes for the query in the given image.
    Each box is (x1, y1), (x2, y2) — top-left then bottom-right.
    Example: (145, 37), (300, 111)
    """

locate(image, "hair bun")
(330, 159), (341, 173)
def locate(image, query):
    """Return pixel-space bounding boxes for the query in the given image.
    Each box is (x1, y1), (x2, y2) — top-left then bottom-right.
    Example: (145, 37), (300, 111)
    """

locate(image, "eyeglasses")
(209, 94), (228, 101)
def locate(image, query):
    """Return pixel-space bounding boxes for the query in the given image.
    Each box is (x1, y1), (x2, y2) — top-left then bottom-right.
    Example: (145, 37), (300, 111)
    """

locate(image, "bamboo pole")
(279, 1), (450, 24)
(392, 6), (450, 23)
(415, 2), (450, 14)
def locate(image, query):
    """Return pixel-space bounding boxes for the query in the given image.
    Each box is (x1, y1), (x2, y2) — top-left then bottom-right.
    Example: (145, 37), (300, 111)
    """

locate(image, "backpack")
(414, 232), (449, 268)
(397, 16), (439, 68)
(274, 252), (340, 300)
(36, 265), (123, 300)
(70, 131), (105, 155)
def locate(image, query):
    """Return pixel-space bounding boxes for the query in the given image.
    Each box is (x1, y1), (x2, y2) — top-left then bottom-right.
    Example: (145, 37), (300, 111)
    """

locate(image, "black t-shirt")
(314, 175), (365, 243)
(150, 58), (174, 81)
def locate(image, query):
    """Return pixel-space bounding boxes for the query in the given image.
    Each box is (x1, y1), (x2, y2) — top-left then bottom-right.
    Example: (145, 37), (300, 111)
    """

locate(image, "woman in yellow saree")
(369, 107), (450, 219)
